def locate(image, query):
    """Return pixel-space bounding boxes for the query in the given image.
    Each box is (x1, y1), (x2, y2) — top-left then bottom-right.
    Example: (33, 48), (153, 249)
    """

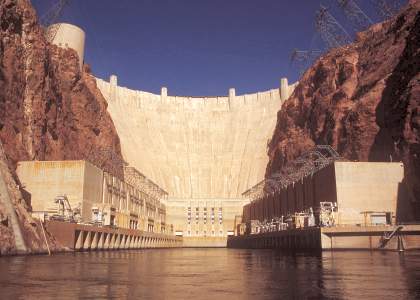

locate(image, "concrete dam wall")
(96, 75), (297, 242)
(97, 76), (296, 199)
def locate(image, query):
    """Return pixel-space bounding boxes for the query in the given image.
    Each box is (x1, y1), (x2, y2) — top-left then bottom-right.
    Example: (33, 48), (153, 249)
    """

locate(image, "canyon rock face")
(267, 0), (420, 220)
(0, 0), (124, 254)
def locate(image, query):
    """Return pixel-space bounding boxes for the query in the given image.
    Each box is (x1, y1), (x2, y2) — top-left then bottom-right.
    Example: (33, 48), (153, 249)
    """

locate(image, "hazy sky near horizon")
(32, 0), (403, 96)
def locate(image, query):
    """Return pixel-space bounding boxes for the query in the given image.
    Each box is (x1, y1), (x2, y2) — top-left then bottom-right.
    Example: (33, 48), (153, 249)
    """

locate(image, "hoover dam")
(6, 20), (301, 247)
(96, 75), (297, 245)
(3, 0), (420, 298)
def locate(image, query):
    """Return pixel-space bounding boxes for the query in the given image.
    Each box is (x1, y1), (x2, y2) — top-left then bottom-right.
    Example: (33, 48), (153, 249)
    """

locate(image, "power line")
(40, 0), (69, 43)
(290, 49), (322, 76)
(336, 0), (373, 31)
(242, 145), (342, 201)
(372, 0), (405, 20)
(315, 5), (352, 50)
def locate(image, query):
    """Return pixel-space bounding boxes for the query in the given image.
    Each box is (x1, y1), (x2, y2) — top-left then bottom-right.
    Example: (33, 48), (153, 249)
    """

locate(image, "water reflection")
(1, 249), (420, 299)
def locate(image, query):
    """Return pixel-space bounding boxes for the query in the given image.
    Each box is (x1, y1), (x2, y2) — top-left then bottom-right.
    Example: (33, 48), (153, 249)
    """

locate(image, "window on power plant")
(187, 207), (191, 224)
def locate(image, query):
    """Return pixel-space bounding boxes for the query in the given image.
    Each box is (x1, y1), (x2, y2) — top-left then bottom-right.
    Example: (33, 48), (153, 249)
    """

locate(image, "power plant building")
(242, 162), (405, 227)
(17, 161), (169, 234)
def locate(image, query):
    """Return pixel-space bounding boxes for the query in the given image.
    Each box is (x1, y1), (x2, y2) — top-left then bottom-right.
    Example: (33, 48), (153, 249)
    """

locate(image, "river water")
(1, 249), (420, 299)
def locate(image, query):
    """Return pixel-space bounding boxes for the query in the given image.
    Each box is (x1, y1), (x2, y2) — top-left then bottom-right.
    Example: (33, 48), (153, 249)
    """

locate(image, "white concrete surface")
(334, 162), (404, 225)
(48, 23), (85, 69)
(97, 75), (297, 200)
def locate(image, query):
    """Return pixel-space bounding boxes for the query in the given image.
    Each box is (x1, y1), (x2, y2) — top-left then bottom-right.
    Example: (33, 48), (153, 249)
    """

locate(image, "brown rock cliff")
(267, 0), (420, 220)
(0, 0), (124, 254)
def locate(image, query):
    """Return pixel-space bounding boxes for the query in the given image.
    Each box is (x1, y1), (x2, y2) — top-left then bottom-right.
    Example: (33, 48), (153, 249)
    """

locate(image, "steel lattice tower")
(40, 0), (69, 43)
(290, 49), (322, 76)
(372, 0), (404, 19)
(336, 0), (373, 31)
(315, 6), (352, 49)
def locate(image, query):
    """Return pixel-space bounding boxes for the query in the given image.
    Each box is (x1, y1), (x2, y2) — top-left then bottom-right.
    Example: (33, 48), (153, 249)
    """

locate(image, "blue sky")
(32, 0), (404, 96)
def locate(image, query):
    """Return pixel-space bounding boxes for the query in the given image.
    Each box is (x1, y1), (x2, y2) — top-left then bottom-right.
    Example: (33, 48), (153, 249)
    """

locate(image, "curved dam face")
(96, 76), (296, 246)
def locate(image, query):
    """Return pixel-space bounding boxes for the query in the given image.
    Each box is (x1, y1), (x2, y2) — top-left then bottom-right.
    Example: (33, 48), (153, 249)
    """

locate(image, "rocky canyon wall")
(267, 0), (420, 220)
(0, 0), (124, 254)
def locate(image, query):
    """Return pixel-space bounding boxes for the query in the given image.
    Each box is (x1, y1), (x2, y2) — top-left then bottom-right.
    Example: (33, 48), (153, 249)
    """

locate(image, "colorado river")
(1, 249), (420, 299)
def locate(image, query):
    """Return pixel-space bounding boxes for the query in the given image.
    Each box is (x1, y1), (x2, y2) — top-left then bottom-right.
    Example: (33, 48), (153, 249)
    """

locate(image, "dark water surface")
(1, 249), (420, 299)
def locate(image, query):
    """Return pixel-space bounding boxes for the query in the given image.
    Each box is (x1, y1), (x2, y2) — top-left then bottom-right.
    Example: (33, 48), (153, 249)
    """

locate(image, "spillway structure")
(96, 76), (297, 246)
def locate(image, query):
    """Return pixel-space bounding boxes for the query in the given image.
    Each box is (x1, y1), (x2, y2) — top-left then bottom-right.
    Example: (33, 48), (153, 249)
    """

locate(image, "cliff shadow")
(369, 11), (420, 220)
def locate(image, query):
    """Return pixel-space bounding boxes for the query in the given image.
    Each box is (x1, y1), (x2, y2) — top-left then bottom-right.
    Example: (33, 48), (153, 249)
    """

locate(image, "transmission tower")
(40, 0), (69, 43)
(336, 0), (373, 31)
(315, 6), (352, 49)
(290, 49), (322, 76)
(372, 0), (404, 20)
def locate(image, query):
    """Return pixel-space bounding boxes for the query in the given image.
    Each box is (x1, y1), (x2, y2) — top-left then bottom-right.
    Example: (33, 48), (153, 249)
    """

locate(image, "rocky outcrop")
(0, 0), (124, 254)
(267, 0), (420, 219)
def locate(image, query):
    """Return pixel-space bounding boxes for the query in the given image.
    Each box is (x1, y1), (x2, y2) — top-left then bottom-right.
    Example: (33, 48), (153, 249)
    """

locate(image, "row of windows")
(187, 219), (223, 225)
(129, 220), (138, 229)
(187, 214), (222, 224)
(187, 208), (223, 224)
(186, 230), (224, 236)
(104, 191), (164, 220)
(187, 207), (222, 212)
(187, 213), (221, 218)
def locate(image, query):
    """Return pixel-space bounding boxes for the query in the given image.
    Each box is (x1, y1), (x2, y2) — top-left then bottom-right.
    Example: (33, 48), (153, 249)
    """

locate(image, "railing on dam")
(46, 221), (182, 251)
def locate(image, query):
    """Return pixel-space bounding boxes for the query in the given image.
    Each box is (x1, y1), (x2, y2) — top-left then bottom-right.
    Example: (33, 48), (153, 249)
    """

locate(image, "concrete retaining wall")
(227, 228), (321, 251)
(227, 225), (420, 251)
(46, 221), (181, 251)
